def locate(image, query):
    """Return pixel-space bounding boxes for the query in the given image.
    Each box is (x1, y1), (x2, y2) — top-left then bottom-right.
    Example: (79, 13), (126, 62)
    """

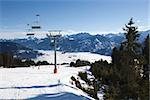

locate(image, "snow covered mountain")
(0, 29), (148, 99)
(1, 30), (149, 56)
(138, 30), (150, 42)
(0, 41), (41, 59)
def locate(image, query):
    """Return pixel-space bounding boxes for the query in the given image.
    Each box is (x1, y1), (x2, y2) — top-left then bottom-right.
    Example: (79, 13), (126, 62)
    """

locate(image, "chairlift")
(26, 24), (35, 36)
(31, 14), (41, 29)
(31, 26), (41, 29)
(26, 14), (41, 37)
(26, 33), (35, 36)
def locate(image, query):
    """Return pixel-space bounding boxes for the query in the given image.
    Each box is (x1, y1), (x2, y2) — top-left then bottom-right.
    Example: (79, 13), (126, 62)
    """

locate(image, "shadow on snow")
(0, 84), (61, 89)
(0, 84), (91, 100)
(28, 92), (91, 100)
(0, 83), (78, 90)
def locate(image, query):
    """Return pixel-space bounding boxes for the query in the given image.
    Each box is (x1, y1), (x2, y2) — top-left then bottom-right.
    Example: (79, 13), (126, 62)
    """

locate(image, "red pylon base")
(54, 68), (57, 74)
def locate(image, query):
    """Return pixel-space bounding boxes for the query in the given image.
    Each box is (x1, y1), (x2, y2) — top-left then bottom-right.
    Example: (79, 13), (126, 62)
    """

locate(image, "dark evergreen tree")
(143, 35), (149, 79)
(122, 18), (140, 53)
(79, 18), (148, 100)
(104, 18), (146, 100)
(138, 35), (150, 100)
(111, 47), (120, 66)
(24, 59), (36, 66)
(2, 53), (13, 68)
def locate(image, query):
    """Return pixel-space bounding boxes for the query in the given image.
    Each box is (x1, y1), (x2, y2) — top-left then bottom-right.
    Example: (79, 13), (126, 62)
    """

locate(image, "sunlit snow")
(0, 51), (111, 99)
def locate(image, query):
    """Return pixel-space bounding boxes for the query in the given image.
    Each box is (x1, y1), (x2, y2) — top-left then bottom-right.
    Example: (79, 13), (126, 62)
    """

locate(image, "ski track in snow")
(0, 66), (95, 99)
(0, 51), (110, 99)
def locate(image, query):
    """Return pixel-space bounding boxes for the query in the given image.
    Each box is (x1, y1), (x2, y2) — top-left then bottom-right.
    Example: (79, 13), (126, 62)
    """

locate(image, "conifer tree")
(122, 18), (140, 52)
(138, 35), (149, 100)
(108, 18), (145, 99)
(143, 35), (149, 79)
(90, 18), (148, 100)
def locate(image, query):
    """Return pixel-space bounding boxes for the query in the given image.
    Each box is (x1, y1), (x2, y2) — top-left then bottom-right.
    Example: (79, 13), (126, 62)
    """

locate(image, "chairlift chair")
(31, 14), (41, 29)
(26, 24), (35, 36)
(31, 26), (41, 29)
(26, 33), (35, 36)
(26, 14), (41, 37)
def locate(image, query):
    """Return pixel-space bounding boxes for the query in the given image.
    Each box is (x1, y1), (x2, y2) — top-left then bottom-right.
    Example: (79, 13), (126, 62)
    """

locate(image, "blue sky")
(0, 0), (149, 38)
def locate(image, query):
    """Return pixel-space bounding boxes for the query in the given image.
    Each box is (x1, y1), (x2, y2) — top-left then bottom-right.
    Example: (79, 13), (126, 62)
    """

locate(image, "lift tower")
(47, 30), (61, 74)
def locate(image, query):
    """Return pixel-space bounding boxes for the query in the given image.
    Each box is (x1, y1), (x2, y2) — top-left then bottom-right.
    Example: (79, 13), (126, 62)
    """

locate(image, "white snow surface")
(35, 50), (111, 64)
(0, 66), (95, 100)
(0, 51), (110, 99)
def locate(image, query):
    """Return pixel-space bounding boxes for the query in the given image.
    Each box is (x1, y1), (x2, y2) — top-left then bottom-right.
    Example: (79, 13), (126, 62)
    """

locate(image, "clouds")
(0, 32), (26, 39)
(0, 0), (149, 39)
(134, 19), (150, 31)
(138, 25), (150, 31)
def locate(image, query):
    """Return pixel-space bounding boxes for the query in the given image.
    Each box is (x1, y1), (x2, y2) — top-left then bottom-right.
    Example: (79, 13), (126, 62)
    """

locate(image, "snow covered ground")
(0, 51), (111, 99)
(0, 65), (95, 99)
(34, 50), (111, 64)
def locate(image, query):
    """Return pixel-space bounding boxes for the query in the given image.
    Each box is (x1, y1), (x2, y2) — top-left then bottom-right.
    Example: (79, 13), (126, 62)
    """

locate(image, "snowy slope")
(34, 50), (111, 64)
(0, 65), (95, 100)
(0, 51), (111, 99)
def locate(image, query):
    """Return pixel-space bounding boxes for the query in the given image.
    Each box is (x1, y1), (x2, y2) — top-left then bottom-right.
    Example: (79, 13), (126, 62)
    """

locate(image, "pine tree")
(139, 35), (149, 100)
(111, 47), (118, 65)
(2, 53), (13, 68)
(122, 18), (140, 52)
(90, 18), (148, 100)
(108, 18), (145, 100)
(143, 34), (149, 79)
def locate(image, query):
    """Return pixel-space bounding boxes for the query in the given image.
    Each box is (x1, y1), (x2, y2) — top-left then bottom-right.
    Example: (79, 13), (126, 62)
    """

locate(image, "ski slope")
(0, 51), (111, 99)
(0, 65), (95, 99)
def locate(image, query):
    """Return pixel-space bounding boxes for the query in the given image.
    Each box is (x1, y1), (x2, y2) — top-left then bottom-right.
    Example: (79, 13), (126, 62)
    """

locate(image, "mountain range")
(0, 41), (42, 59)
(0, 30), (149, 59)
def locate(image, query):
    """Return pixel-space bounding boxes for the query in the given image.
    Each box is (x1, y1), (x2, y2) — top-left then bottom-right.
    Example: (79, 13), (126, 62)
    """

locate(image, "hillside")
(0, 41), (41, 59)
(0, 65), (94, 100)
(3, 30), (149, 56)
(34, 50), (111, 64)
(0, 51), (110, 99)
